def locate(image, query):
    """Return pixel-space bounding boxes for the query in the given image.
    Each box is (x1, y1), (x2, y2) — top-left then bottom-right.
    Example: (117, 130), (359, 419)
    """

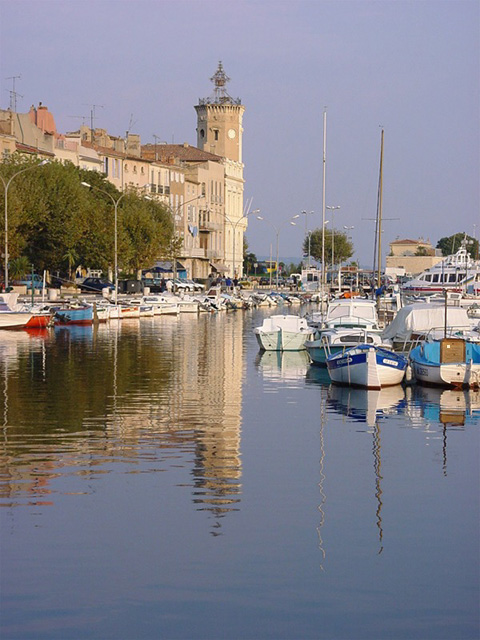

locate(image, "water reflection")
(0, 314), (245, 532)
(255, 349), (311, 384)
(327, 384), (406, 427)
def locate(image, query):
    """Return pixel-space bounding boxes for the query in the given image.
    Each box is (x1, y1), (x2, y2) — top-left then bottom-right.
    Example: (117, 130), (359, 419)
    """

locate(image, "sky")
(0, 0), (478, 267)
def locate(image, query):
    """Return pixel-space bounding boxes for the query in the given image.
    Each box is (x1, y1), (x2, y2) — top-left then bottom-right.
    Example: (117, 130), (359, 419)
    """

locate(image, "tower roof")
(198, 61), (242, 106)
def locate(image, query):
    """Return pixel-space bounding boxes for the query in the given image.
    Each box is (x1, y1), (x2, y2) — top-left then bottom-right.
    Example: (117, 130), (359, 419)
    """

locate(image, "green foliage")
(436, 233), (478, 258)
(0, 156), (176, 277)
(415, 246), (429, 256)
(8, 256), (31, 279)
(243, 251), (257, 275)
(304, 228), (354, 264)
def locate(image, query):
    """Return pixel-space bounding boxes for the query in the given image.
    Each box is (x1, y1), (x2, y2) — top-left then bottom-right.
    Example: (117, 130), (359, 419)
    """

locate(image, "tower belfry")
(195, 61), (244, 162)
(210, 61), (232, 104)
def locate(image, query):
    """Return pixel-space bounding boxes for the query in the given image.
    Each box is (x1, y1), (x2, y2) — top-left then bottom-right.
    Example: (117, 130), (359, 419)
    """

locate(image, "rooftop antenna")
(68, 115), (88, 127)
(83, 103), (104, 141)
(152, 134), (164, 161)
(125, 113), (137, 138)
(6, 75), (22, 112)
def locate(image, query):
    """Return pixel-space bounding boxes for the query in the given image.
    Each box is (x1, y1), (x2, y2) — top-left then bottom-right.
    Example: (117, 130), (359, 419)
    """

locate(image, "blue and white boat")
(409, 337), (480, 389)
(305, 328), (390, 366)
(54, 305), (93, 325)
(327, 344), (408, 389)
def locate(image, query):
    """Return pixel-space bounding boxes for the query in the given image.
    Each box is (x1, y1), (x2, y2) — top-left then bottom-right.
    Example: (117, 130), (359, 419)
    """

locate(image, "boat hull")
(0, 311), (33, 329)
(254, 315), (314, 351)
(54, 307), (93, 325)
(327, 345), (407, 389)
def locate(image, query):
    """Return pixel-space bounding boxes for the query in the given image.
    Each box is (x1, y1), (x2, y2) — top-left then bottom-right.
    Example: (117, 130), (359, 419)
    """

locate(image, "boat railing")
(404, 324), (477, 356)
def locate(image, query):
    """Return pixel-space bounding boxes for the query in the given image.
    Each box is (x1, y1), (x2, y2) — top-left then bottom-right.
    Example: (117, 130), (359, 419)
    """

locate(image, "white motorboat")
(109, 304), (141, 319)
(141, 295), (179, 315)
(176, 295), (199, 314)
(254, 314), (315, 351)
(401, 244), (480, 295)
(326, 344), (408, 389)
(409, 337), (480, 389)
(321, 298), (382, 332)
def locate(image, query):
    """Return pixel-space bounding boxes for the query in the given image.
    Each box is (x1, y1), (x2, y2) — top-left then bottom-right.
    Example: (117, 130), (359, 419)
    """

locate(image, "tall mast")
(377, 129), (384, 288)
(321, 109), (327, 292)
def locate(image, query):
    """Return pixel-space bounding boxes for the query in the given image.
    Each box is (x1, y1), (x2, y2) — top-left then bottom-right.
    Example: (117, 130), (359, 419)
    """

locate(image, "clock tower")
(195, 63), (247, 277)
(195, 61), (245, 162)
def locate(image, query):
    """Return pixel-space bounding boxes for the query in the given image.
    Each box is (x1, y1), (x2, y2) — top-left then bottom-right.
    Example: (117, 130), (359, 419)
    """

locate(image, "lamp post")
(257, 214), (300, 290)
(222, 209), (259, 282)
(0, 160), (49, 290)
(342, 225), (355, 293)
(172, 194), (205, 279)
(301, 210), (314, 268)
(326, 205), (340, 274)
(82, 182), (127, 304)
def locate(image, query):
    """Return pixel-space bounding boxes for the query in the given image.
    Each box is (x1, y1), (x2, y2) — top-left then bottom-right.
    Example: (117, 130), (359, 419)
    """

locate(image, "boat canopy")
(381, 303), (471, 342)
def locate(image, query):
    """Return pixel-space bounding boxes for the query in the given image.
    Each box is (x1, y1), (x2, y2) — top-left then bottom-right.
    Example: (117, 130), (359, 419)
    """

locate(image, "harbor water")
(0, 308), (479, 640)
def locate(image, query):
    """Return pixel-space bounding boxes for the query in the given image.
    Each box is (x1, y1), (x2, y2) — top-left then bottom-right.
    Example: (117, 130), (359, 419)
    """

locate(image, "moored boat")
(54, 305), (93, 325)
(305, 328), (390, 366)
(326, 344), (407, 389)
(401, 244), (480, 295)
(409, 337), (480, 389)
(254, 314), (315, 351)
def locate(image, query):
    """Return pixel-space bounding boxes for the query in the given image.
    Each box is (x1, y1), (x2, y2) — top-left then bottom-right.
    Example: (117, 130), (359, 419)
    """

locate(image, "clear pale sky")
(1, 0), (478, 267)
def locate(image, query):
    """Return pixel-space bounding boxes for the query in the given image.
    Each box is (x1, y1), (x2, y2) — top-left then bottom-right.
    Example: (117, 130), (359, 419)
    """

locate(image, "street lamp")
(82, 182), (127, 304)
(301, 210), (314, 268)
(342, 225), (355, 293)
(257, 214), (300, 290)
(172, 194), (205, 279)
(222, 208), (259, 281)
(326, 205), (340, 272)
(0, 159), (49, 290)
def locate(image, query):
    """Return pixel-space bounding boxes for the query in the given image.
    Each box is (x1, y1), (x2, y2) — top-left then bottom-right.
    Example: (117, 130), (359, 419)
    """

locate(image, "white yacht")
(401, 245), (480, 295)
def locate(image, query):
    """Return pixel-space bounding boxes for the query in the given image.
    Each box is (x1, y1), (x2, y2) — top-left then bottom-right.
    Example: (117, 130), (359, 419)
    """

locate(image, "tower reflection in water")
(0, 314), (245, 533)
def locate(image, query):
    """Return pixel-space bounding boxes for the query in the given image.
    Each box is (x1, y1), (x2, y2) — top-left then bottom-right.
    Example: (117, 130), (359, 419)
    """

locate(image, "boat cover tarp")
(382, 303), (471, 342)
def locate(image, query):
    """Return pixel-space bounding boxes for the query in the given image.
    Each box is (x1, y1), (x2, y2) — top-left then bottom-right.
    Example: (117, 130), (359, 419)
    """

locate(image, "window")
(432, 274), (439, 282)
(214, 130), (219, 141)
(200, 129), (205, 138)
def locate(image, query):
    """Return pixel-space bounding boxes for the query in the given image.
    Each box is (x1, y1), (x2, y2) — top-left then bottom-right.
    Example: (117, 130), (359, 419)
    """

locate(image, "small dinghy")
(326, 344), (407, 389)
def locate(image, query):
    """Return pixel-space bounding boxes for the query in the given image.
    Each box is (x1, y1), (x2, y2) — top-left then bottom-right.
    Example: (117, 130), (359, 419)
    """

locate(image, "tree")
(436, 233), (478, 258)
(304, 228), (353, 265)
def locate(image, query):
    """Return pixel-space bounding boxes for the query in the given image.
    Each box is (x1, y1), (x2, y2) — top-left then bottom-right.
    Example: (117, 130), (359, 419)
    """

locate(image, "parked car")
(168, 278), (204, 292)
(79, 277), (114, 293)
(13, 274), (45, 290)
(142, 277), (166, 293)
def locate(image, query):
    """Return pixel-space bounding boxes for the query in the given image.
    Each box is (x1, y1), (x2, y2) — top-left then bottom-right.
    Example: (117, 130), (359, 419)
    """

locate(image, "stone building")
(386, 237), (443, 276)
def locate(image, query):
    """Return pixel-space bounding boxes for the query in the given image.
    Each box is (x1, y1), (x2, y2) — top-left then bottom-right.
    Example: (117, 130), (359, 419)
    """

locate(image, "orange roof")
(142, 143), (221, 163)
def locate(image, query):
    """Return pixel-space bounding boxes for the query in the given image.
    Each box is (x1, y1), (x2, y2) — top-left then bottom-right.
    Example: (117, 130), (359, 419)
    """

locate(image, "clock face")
(228, 128), (236, 139)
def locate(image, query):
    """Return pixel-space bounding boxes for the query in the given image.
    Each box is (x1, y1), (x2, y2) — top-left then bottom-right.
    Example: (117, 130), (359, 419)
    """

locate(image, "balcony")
(199, 220), (222, 232)
(181, 247), (206, 258)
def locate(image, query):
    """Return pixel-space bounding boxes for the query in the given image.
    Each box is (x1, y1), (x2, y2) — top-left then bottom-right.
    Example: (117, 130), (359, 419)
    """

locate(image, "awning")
(150, 260), (186, 273)
(210, 263), (228, 273)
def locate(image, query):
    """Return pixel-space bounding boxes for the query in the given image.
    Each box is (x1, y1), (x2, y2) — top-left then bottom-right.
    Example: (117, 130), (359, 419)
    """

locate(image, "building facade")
(386, 238), (443, 276)
(195, 62), (246, 277)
